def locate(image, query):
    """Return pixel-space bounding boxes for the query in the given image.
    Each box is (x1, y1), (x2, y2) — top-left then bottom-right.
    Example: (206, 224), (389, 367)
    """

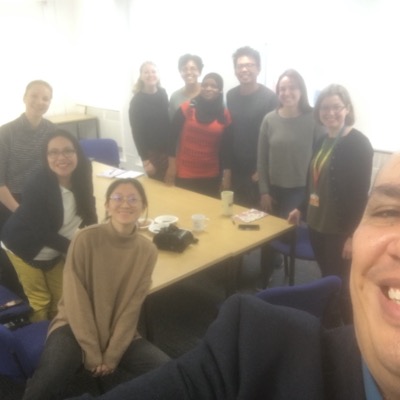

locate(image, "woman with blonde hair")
(129, 62), (170, 181)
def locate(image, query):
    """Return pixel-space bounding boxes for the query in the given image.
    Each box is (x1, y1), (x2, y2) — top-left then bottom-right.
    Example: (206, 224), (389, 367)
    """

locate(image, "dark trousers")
(23, 325), (170, 400)
(308, 228), (352, 324)
(176, 176), (220, 199)
(231, 173), (259, 208)
(0, 198), (25, 299)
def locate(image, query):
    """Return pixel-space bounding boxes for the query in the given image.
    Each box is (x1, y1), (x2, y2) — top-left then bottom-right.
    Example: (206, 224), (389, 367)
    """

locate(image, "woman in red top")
(165, 73), (232, 198)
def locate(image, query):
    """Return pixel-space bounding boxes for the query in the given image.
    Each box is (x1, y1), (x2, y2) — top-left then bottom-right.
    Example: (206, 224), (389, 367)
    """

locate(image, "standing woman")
(0, 80), (56, 295)
(1, 130), (97, 322)
(129, 62), (170, 181)
(258, 69), (325, 218)
(288, 84), (373, 323)
(165, 73), (232, 198)
(168, 54), (204, 120)
(22, 179), (169, 400)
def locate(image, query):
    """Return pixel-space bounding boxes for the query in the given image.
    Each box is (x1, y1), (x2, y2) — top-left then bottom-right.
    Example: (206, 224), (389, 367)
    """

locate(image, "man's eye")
(372, 209), (400, 218)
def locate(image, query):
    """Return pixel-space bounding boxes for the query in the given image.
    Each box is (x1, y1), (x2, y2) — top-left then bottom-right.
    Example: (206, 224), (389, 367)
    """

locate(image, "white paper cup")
(221, 191), (234, 216)
(192, 214), (207, 232)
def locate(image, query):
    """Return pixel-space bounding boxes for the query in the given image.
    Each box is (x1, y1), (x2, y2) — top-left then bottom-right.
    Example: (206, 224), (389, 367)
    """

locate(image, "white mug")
(221, 191), (234, 216)
(192, 214), (208, 232)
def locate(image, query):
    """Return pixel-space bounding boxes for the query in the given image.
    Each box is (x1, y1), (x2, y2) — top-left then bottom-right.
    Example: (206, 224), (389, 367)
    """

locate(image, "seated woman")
(1, 130), (96, 322)
(165, 73), (232, 198)
(22, 178), (170, 400)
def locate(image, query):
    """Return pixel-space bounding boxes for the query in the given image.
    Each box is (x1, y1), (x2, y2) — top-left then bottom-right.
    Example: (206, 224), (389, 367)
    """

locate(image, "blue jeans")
(269, 186), (306, 219)
(23, 325), (170, 400)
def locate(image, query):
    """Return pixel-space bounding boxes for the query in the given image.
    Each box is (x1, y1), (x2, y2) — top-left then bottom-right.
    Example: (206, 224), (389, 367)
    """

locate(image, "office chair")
(0, 284), (31, 328)
(269, 223), (315, 285)
(79, 138), (120, 167)
(0, 320), (50, 381)
(255, 275), (342, 325)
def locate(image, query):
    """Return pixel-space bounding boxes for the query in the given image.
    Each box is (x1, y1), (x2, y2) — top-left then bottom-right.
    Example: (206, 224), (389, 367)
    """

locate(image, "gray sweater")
(258, 110), (325, 194)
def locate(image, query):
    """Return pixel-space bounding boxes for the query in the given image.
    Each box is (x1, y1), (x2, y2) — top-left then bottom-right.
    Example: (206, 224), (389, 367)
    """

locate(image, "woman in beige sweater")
(23, 178), (169, 400)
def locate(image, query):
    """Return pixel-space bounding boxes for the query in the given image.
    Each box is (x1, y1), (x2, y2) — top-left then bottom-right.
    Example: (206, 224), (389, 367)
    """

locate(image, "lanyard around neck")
(312, 126), (346, 189)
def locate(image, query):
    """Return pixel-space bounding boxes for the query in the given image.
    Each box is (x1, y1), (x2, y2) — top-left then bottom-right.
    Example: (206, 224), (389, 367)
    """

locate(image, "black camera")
(153, 225), (198, 253)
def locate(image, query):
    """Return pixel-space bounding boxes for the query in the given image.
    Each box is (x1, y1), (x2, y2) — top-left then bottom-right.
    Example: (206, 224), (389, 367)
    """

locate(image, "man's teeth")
(388, 288), (400, 303)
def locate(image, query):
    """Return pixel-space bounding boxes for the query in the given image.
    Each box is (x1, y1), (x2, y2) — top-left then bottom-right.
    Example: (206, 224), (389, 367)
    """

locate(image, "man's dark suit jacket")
(71, 294), (365, 400)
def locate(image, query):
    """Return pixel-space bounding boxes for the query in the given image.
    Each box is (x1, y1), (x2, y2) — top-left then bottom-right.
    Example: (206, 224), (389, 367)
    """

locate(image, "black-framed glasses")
(109, 194), (141, 206)
(236, 63), (257, 70)
(47, 148), (76, 159)
(320, 105), (346, 114)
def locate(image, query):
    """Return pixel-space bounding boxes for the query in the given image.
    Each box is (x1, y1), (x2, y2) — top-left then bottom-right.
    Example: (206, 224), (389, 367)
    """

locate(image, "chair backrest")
(255, 276), (342, 321)
(79, 138), (120, 167)
(0, 320), (49, 381)
(0, 284), (31, 325)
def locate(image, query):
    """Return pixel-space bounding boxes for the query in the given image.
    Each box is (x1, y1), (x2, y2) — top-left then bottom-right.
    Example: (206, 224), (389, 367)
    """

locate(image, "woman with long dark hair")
(1, 129), (97, 321)
(258, 69), (325, 218)
(165, 72), (232, 198)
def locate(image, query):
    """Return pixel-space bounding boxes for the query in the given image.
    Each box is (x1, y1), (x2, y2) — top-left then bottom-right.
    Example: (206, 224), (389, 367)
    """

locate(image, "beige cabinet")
(47, 114), (99, 139)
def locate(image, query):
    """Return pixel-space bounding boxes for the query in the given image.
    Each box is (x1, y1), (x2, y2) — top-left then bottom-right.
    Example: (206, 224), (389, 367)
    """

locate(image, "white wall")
(0, 0), (398, 166)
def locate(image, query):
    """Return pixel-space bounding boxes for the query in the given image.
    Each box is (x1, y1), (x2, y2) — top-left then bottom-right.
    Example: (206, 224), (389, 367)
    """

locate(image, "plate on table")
(148, 222), (168, 234)
(154, 215), (179, 225)
(137, 218), (153, 230)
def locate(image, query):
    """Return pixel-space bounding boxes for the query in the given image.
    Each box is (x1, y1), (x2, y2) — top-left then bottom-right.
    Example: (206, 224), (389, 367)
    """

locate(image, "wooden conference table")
(92, 162), (296, 293)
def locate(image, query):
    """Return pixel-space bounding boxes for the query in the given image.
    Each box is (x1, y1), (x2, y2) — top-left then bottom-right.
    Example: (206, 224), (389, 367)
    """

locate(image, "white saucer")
(154, 215), (179, 225)
(148, 222), (168, 234)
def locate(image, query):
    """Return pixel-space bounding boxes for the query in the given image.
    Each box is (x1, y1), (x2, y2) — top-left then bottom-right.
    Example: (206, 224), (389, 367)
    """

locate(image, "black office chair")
(80, 138), (120, 167)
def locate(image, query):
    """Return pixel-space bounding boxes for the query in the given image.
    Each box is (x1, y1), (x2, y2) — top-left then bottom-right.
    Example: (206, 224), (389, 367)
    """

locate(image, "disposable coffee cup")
(221, 191), (234, 216)
(192, 214), (207, 232)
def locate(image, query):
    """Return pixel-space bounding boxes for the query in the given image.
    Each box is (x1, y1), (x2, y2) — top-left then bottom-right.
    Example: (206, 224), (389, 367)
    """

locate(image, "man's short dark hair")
(178, 54), (204, 73)
(232, 46), (261, 68)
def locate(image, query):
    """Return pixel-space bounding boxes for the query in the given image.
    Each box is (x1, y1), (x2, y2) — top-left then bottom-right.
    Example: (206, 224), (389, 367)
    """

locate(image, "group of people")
(129, 47), (278, 203)
(130, 46), (374, 324)
(0, 44), (376, 399)
(0, 81), (169, 399)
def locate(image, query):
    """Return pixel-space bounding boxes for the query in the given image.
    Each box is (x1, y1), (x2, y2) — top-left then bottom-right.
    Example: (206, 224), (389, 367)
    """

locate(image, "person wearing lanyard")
(288, 84), (373, 324)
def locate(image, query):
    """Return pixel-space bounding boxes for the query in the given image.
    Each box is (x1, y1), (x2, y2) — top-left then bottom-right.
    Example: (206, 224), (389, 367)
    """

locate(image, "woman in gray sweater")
(257, 69), (325, 218)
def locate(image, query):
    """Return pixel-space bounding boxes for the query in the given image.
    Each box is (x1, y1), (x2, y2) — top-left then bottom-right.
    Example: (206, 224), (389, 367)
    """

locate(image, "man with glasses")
(226, 46), (278, 208)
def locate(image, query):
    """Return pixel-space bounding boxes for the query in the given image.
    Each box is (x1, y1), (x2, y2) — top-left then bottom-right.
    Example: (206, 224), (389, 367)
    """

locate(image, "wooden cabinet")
(47, 114), (99, 139)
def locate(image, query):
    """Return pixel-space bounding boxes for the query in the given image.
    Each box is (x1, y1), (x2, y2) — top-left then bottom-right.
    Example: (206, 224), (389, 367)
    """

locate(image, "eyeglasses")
(320, 105), (346, 114)
(236, 63), (257, 70)
(47, 148), (76, 159)
(181, 66), (199, 73)
(109, 194), (141, 206)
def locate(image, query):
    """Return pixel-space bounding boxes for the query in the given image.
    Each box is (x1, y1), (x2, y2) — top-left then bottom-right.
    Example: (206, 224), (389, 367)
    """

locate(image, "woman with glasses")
(165, 73), (232, 198)
(288, 84), (373, 323)
(1, 130), (97, 322)
(129, 61), (170, 181)
(258, 69), (325, 218)
(22, 178), (169, 400)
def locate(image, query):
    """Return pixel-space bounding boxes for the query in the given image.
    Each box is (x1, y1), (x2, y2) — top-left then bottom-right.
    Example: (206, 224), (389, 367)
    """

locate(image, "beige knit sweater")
(49, 221), (158, 370)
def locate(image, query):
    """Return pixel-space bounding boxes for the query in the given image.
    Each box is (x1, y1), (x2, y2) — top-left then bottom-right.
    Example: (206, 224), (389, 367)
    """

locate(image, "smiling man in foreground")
(69, 155), (400, 399)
